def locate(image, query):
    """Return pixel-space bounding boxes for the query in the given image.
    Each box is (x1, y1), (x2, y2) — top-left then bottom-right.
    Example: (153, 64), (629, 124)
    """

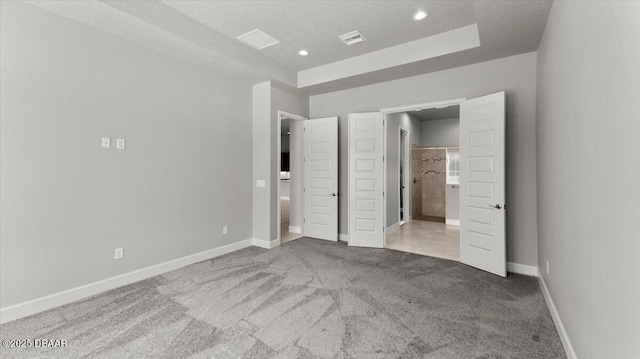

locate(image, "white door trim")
(398, 127), (410, 224)
(277, 110), (307, 243)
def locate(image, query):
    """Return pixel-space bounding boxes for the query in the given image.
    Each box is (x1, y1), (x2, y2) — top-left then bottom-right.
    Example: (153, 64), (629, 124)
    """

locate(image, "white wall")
(280, 180), (290, 199)
(252, 83), (308, 242)
(385, 112), (422, 227)
(536, 2), (640, 358)
(252, 82), (271, 243)
(445, 185), (460, 223)
(421, 118), (460, 147)
(1, 1), (253, 308)
(310, 52), (539, 266)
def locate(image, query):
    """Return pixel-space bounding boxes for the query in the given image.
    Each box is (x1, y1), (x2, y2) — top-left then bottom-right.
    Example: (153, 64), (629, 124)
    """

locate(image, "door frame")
(380, 98), (466, 248)
(277, 110), (308, 243)
(398, 127), (410, 225)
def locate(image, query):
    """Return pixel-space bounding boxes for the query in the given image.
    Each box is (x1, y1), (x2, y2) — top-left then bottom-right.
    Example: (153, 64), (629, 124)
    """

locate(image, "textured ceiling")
(303, 0), (553, 94)
(23, 0), (552, 94)
(162, 0), (476, 71)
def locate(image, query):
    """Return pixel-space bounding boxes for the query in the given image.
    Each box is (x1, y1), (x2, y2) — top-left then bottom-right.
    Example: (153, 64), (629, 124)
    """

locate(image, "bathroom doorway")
(384, 104), (461, 261)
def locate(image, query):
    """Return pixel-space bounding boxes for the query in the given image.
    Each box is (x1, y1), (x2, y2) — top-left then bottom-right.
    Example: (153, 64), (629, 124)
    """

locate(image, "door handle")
(489, 204), (503, 209)
(331, 193), (337, 197)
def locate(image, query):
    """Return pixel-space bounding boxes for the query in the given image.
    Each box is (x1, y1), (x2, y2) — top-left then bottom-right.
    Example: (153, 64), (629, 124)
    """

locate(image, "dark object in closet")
(281, 152), (290, 171)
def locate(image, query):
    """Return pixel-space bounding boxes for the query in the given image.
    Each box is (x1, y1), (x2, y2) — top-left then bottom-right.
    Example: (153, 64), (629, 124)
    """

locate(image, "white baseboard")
(539, 275), (577, 359)
(507, 262), (539, 276)
(386, 222), (400, 234)
(288, 226), (301, 234)
(252, 238), (280, 249)
(445, 219), (460, 226)
(0, 238), (254, 324)
(338, 234), (349, 242)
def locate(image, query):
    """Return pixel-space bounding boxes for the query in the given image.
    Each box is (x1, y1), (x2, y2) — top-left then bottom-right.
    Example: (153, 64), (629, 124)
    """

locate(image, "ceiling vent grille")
(237, 29), (280, 50)
(339, 30), (366, 45)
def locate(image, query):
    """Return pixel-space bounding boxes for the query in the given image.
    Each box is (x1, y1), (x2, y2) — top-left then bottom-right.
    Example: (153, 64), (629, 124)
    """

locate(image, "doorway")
(278, 111), (306, 244)
(349, 93), (507, 276)
(384, 105), (462, 262)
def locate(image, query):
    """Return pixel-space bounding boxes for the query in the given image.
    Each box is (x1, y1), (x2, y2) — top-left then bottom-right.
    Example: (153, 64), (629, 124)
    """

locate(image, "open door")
(348, 112), (384, 248)
(304, 117), (338, 241)
(460, 92), (506, 277)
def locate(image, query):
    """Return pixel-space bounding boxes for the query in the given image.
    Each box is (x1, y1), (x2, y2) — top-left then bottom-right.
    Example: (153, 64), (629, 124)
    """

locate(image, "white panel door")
(304, 117), (338, 241)
(460, 92), (506, 277)
(348, 112), (384, 248)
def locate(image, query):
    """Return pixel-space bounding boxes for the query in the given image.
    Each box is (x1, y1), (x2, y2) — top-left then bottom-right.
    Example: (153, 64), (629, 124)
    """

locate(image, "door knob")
(331, 193), (337, 197)
(489, 204), (502, 209)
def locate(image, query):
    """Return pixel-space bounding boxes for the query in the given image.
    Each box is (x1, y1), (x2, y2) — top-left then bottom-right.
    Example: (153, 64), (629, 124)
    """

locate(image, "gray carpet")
(0, 238), (565, 358)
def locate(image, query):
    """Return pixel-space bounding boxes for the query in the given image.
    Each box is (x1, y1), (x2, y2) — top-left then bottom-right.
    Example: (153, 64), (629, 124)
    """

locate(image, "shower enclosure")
(411, 146), (459, 223)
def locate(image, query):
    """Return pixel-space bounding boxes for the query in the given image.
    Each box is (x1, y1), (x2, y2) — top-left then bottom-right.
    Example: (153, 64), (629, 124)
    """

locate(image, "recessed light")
(299, 50), (309, 56)
(413, 10), (428, 21)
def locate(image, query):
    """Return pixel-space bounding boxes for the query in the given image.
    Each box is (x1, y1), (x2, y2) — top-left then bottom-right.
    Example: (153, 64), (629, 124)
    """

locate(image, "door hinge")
(303, 188), (306, 192)
(383, 155), (385, 161)
(304, 218), (306, 223)
(383, 191), (385, 197)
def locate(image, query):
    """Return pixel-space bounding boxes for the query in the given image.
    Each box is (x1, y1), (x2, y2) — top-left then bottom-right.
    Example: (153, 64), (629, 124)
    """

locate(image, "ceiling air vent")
(339, 30), (366, 45)
(237, 29), (280, 50)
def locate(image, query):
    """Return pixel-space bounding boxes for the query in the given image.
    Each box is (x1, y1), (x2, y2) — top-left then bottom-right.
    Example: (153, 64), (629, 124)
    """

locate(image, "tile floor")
(385, 219), (460, 261)
(280, 199), (301, 244)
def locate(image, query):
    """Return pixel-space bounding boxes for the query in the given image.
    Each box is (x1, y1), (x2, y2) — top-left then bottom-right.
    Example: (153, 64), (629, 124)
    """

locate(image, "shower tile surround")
(412, 146), (450, 222)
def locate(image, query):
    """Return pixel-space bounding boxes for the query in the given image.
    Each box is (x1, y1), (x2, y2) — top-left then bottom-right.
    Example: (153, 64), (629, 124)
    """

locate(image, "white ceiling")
(163, 0), (477, 71)
(409, 106), (460, 122)
(25, 0), (552, 94)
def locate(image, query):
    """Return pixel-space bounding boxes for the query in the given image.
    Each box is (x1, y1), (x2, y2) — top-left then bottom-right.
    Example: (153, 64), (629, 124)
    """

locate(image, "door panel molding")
(348, 112), (384, 248)
(304, 117), (338, 241)
(460, 92), (506, 277)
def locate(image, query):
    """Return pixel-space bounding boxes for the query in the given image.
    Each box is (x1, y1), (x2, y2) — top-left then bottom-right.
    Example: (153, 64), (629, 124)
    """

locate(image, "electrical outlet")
(115, 248), (124, 260)
(223, 226), (228, 234)
(101, 137), (111, 148)
(546, 260), (549, 274)
(116, 138), (126, 149)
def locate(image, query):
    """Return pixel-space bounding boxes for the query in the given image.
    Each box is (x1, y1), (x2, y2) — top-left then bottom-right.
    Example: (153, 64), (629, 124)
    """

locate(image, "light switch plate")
(223, 226), (228, 234)
(256, 180), (266, 188)
(101, 137), (111, 148)
(115, 248), (124, 260)
(116, 138), (125, 149)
